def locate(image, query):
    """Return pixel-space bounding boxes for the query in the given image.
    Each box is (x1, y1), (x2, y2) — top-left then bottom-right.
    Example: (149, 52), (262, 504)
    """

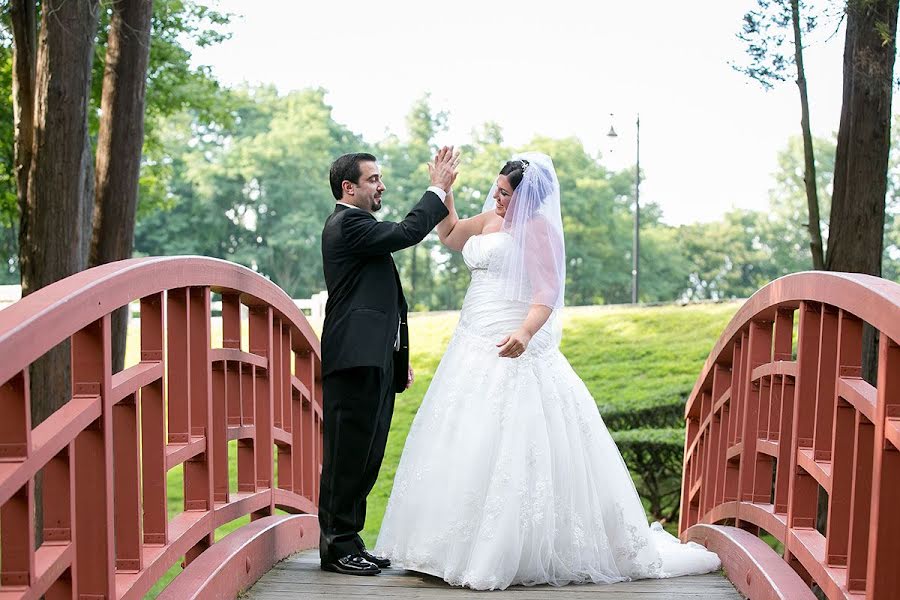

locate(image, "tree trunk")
(19, 0), (99, 419)
(791, 0), (825, 270)
(90, 0), (154, 372)
(82, 127), (96, 268)
(10, 0), (36, 279)
(12, 0), (100, 546)
(827, 0), (898, 383)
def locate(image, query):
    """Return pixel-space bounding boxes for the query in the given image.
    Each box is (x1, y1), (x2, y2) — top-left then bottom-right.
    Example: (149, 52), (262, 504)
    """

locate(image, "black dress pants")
(318, 364), (395, 562)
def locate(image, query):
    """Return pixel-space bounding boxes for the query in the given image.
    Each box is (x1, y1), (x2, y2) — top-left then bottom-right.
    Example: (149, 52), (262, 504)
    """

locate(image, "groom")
(318, 148), (459, 575)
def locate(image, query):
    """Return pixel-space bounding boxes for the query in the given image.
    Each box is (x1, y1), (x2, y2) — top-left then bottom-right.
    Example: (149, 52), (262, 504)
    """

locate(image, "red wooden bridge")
(0, 258), (897, 599)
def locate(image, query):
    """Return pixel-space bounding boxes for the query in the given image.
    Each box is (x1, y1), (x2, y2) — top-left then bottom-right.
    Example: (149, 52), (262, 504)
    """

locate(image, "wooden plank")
(243, 551), (742, 599)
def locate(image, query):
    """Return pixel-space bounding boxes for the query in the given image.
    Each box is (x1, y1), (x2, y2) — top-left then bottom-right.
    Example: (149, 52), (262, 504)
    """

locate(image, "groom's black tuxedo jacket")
(320, 192), (449, 392)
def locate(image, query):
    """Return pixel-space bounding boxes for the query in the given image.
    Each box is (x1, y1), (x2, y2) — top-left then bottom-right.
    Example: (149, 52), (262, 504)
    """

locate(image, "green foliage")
(0, 0), (233, 283)
(0, 45), (17, 284)
(135, 87), (365, 297)
(733, 0), (830, 90)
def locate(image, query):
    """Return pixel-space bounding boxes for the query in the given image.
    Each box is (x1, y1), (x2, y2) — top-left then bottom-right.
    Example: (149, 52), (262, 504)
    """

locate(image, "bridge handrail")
(680, 271), (900, 600)
(0, 256), (323, 600)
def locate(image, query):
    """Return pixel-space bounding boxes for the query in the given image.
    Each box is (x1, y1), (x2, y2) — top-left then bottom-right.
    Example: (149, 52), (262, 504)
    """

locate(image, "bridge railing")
(679, 272), (900, 600)
(0, 257), (323, 600)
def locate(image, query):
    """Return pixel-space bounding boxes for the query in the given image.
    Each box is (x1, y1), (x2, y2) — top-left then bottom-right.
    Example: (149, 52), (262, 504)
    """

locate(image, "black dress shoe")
(320, 554), (381, 576)
(359, 549), (391, 568)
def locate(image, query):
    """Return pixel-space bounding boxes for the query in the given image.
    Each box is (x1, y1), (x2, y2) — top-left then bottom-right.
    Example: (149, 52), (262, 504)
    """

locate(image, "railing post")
(167, 288), (191, 444)
(141, 292), (168, 546)
(814, 306), (839, 462)
(212, 360), (229, 503)
(737, 319), (773, 519)
(0, 370), (33, 588)
(867, 335), (900, 599)
(238, 363), (256, 493)
(277, 324), (294, 494)
(249, 305), (274, 519)
(185, 287), (214, 565)
(295, 351), (316, 502)
(826, 311), (863, 567)
(786, 301), (821, 553)
(113, 390), (143, 572)
(72, 315), (114, 598)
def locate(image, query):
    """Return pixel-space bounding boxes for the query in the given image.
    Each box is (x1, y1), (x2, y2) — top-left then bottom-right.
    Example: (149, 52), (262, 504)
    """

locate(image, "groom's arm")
(341, 191), (450, 256)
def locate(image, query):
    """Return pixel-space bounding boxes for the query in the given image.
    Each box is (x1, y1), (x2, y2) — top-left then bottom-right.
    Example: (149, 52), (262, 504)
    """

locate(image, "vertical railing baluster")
(141, 292), (167, 546)
(866, 335), (900, 599)
(1, 482), (34, 588)
(738, 320), (773, 512)
(814, 306), (839, 462)
(297, 351), (316, 501)
(167, 288), (191, 444)
(238, 364), (256, 493)
(786, 301), (823, 565)
(249, 305), (274, 519)
(223, 293), (243, 431)
(0, 369), (33, 586)
(44, 444), (75, 599)
(826, 311), (863, 566)
(185, 287), (214, 566)
(277, 326), (293, 494)
(846, 410), (874, 593)
(291, 348), (305, 500)
(113, 391), (143, 572)
(42, 446), (72, 545)
(72, 315), (114, 598)
(774, 374), (794, 514)
(272, 317), (283, 431)
(212, 360), (228, 503)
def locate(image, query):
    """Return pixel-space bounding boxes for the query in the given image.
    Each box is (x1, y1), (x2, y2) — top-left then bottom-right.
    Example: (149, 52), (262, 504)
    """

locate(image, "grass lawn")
(136, 300), (741, 597)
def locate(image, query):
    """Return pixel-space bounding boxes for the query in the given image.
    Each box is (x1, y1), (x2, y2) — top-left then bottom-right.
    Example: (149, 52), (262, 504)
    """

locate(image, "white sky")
(191, 0), (871, 225)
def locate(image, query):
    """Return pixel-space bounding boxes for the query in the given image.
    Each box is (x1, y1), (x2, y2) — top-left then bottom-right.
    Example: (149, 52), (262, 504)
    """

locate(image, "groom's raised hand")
(427, 145), (460, 192)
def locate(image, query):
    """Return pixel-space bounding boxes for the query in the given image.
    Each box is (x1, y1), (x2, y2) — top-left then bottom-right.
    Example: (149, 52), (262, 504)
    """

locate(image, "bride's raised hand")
(497, 328), (532, 358)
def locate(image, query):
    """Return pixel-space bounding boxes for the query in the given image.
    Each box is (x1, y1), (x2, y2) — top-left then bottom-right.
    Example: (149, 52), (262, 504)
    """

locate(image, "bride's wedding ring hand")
(496, 329), (532, 358)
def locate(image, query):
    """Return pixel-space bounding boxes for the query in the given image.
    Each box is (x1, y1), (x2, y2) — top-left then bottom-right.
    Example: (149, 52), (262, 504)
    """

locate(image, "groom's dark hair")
(330, 152), (378, 200)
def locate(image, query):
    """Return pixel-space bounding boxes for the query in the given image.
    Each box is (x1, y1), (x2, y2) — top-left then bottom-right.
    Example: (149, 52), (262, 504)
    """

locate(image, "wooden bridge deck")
(244, 551), (743, 599)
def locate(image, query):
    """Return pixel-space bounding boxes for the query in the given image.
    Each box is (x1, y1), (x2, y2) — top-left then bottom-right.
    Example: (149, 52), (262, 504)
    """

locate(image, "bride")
(374, 152), (721, 590)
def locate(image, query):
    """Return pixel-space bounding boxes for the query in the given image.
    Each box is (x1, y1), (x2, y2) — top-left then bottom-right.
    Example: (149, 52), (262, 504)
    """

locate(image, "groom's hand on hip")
(406, 366), (415, 389)
(427, 145), (460, 192)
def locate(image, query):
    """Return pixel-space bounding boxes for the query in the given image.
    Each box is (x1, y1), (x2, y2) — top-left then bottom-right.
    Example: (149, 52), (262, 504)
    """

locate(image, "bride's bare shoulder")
(480, 215), (504, 235)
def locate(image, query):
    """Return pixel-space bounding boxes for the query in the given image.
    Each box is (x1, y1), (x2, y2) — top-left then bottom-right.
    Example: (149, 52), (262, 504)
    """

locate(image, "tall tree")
(90, 0), (154, 371)
(735, 0), (825, 269)
(10, 0), (100, 548)
(827, 0), (898, 382)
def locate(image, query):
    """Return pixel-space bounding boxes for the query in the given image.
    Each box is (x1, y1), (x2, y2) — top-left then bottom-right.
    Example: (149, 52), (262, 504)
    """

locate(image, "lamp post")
(607, 113), (640, 305)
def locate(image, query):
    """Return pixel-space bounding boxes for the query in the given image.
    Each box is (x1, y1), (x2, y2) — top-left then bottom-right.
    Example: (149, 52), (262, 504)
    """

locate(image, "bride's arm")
(496, 305), (553, 358)
(436, 188), (491, 252)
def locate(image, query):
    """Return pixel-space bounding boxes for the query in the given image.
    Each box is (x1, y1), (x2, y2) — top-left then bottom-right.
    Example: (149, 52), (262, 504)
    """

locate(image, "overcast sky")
(191, 0), (880, 225)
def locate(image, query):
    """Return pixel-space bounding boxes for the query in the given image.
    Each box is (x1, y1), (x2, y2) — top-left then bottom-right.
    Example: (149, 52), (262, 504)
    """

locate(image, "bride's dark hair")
(499, 159), (530, 190)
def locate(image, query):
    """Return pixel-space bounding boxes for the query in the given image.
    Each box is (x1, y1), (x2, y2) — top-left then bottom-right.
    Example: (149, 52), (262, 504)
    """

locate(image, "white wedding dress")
(375, 232), (721, 590)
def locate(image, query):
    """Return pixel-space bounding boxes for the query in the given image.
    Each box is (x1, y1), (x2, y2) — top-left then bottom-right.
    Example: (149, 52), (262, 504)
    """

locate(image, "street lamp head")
(606, 125), (618, 138)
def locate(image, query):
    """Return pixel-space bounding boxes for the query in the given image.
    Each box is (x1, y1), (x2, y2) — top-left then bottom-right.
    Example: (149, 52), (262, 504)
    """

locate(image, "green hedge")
(601, 398), (686, 431)
(612, 427), (685, 523)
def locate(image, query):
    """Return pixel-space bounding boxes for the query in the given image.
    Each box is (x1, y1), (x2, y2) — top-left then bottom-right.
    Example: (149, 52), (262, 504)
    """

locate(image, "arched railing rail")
(679, 272), (900, 600)
(0, 256), (323, 600)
